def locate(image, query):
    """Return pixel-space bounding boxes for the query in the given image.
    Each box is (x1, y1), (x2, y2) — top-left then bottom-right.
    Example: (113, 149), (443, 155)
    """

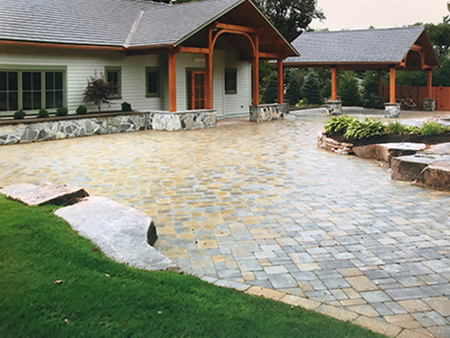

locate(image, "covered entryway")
(283, 26), (439, 117)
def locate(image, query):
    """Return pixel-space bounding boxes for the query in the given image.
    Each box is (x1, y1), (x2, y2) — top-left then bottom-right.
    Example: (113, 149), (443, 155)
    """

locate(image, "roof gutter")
(0, 39), (125, 51)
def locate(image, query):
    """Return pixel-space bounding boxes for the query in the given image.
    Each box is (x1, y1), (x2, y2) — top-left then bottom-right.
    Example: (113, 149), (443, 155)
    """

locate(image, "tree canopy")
(252, 0), (325, 42)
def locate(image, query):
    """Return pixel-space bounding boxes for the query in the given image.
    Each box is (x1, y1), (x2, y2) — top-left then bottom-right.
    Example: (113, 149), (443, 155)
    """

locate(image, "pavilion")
(283, 26), (439, 117)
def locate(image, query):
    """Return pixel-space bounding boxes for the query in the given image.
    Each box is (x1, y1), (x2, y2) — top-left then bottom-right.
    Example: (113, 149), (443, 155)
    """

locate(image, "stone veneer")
(326, 100), (342, 115)
(423, 98), (436, 111)
(0, 110), (217, 145)
(250, 103), (287, 122)
(384, 103), (401, 118)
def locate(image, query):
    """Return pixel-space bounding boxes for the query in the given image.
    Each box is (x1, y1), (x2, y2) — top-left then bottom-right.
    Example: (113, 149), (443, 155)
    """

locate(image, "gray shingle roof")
(0, 0), (243, 47)
(285, 26), (426, 65)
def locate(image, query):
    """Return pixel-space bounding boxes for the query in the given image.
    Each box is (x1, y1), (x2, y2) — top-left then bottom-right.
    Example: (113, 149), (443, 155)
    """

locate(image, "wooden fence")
(382, 86), (450, 111)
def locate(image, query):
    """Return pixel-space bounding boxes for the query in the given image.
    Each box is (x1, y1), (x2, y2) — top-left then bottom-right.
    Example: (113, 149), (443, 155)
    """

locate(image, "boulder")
(55, 196), (176, 271)
(414, 162), (450, 191)
(1, 182), (88, 206)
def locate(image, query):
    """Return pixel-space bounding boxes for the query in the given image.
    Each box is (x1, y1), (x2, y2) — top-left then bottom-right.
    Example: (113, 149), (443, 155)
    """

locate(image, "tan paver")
(423, 297), (450, 317)
(354, 316), (402, 337)
(345, 276), (379, 292)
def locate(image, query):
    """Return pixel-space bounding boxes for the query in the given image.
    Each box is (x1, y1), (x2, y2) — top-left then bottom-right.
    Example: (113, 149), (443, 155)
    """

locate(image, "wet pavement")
(1, 110), (450, 337)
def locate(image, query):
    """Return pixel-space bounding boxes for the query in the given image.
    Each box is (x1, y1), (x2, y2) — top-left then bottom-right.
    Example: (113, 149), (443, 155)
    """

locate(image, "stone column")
(424, 70), (436, 111)
(384, 102), (401, 118)
(326, 100), (342, 115)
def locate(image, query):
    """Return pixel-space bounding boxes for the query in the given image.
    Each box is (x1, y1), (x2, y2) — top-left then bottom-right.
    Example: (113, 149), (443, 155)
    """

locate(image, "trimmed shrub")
(76, 105), (88, 115)
(56, 106), (68, 117)
(121, 102), (132, 112)
(37, 108), (49, 118)
(13, 109), (26, 120)
(420, 121), (442, 135)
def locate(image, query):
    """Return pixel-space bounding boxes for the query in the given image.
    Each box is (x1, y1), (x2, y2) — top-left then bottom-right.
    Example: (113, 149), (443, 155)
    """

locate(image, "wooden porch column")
(331, 66), (337, 101)
(277, 59), (284, 103)
(389, 66), (396, 103)
(168, 52), (177, 112)
(205, 28), (213, 109)
(378, 70), (383, 97)
(427, 69), (433, 98)
(252, 34), (259, 105)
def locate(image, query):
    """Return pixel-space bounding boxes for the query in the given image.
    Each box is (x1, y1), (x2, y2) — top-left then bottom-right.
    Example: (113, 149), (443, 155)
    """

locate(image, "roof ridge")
(306, 26), (424, 34)
(124, 10), (144, 47)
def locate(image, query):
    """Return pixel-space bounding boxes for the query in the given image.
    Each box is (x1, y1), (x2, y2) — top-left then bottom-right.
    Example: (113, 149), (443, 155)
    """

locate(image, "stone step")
(414, 162), (450, 191)
(352, 143), (426, 166)
(55, 196), (177, 271)
(390, 154), (450, 182)
(1, 182), (88, 206)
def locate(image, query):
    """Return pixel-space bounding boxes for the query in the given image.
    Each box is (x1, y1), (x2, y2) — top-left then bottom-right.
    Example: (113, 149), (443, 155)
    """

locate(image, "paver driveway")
(1, 111), (450, 337)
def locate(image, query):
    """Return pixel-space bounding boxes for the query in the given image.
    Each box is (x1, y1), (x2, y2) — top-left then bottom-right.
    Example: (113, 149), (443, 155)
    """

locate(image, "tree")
(252, 0), (325, 42)
(83, 74), (114, 112)
(284, 69), (302, 105)
(261, 71), (278, 104)
(338, 71), (362, 106)
(302, 69), (322, 104)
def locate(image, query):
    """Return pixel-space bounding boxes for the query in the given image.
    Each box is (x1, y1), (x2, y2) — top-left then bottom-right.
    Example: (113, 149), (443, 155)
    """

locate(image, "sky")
(311, 0), (447, 31)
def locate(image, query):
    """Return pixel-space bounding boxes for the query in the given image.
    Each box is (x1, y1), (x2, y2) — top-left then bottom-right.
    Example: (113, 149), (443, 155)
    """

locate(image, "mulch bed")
(326, 131), (450, 147)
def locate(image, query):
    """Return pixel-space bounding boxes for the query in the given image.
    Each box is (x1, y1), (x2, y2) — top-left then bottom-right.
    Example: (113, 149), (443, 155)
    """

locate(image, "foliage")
(302, 69), (322, 104)
(37, 108), (49, 118)
(362, 71), (380, 102)
(261, 71), (278, 104)
(406, 125), (422, 134)
(56, 106), (68, 117)
(253, 0), (325, 42)
(76, 105), (88, 115)
(83, 74), (114, 112)
(13, 109), (25, 120)
(324, 114), (354, 134)
(259, 60), (276, 99)
(420, 121), (442, 135)
(121, 102), (132, 112)
(344, 118), (385, 140)
(0, 195), (384, 338)
(385, 121), (408, 135)
(284, 69), (303, 105)
(338, 71), (362, 106)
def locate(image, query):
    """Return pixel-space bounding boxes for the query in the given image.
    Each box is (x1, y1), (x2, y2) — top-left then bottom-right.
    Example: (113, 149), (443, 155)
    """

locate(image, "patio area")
(1, 111), (449, 338)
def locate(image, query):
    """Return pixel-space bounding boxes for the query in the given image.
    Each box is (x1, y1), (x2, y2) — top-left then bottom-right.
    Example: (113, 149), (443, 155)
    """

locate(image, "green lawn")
(0, 194), (386, 338)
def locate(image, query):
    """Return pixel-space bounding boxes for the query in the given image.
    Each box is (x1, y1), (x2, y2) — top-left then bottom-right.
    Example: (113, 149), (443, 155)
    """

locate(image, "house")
(0, 0), (297, 125)
(282, 27), (439, 116)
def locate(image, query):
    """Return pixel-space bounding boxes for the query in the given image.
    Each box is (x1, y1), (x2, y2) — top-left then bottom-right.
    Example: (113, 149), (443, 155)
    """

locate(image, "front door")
(189, 71), (206, 110)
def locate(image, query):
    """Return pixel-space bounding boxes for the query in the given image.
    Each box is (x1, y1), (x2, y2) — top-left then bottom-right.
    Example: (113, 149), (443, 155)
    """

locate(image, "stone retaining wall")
(0, 110), (217, 145)
(250, 103), (286, 122)
(317, 133), (353, 155)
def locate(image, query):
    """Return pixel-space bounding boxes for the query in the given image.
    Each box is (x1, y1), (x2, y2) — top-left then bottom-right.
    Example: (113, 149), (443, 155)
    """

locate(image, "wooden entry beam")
(252, 34), (260, 105)
(214, 22), (258, 34)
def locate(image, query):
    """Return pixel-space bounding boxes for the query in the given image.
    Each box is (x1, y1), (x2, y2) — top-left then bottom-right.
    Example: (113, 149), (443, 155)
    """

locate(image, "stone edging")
(0, 110), (217, 145)
(203, 277), (416, 338)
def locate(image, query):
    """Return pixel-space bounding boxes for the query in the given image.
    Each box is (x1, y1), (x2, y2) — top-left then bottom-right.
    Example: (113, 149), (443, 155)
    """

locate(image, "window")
(0, 71), (19, 111)
(225, 68), (237, 94)
(0, 68), (65, 113)
(146, 67), (160, 97)
(105, 66), (121, 98)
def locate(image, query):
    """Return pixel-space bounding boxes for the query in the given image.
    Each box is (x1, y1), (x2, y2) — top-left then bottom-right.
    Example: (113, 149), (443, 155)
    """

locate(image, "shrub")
(37, 108), (49, 118)
(344, 118), (385, 140)
(83, 74), (113, 112)
(386, 121), (407, 135)
(302, 69), (322, 105)
(324, 115), (354, 134)
(76, 105), (88, 115)
(420, 121), (442, 135)
(56, 106), (68, 117)
(285, 69), (302, 106)
(405, 125), (421, 134)
(13, 109), (26, 120)
(121, 102), (132, 112)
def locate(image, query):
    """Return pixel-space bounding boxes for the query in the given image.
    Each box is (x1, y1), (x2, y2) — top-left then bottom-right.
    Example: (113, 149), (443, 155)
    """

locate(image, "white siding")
(224, 50), (252, 117)
(0, 46), (162, 114)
